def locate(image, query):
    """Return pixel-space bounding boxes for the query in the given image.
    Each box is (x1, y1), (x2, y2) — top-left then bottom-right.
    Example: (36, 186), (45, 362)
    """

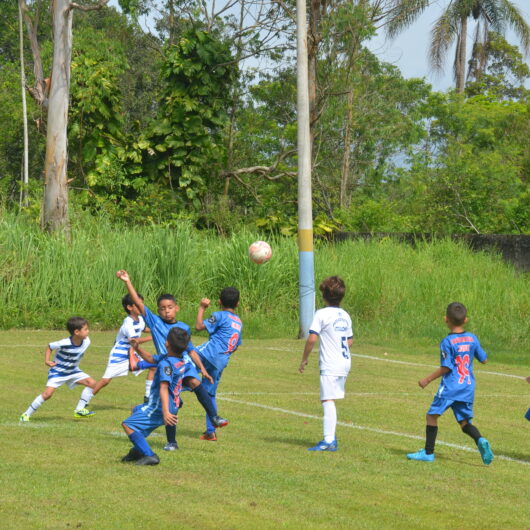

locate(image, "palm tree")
(386, 0), (530, 93)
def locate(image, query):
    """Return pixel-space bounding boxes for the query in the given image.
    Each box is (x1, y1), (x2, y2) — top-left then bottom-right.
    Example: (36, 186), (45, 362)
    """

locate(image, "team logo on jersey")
(208, 316), (217, 324)
(333, 318), (349, 332)
(164, 365), (173, 376)
(441, 350), (448, 360)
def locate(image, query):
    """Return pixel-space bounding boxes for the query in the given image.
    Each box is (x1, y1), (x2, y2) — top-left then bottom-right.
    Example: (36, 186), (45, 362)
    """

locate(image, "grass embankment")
(0, 213), (528, 363)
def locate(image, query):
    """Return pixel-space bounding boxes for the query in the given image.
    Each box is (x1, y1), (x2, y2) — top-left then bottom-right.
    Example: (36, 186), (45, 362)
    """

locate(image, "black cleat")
(121, 447), (143, 462)
(135, 454), (160, 466)
(143, 396), (149, 404)
(211, 416), (228, 428)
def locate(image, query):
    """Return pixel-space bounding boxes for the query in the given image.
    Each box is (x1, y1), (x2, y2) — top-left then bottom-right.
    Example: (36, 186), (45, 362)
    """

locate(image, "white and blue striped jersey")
(108, 315), (146, 365)
(47, 337), (91, 379)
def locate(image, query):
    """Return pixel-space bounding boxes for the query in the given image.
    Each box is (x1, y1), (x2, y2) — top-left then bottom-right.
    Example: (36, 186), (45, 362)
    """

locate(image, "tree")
(386, 0), (530, 93)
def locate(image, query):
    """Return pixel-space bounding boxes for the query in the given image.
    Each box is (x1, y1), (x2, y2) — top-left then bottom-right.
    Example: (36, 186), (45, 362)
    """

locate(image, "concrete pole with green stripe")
(296, 0), (315, 338)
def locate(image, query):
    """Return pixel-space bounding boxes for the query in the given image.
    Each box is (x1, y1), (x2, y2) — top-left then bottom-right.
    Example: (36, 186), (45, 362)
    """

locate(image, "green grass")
(2, 330), (529, 529)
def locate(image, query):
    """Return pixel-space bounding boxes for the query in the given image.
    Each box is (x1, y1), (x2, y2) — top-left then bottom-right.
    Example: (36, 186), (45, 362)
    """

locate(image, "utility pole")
(296, 0), (315, 338)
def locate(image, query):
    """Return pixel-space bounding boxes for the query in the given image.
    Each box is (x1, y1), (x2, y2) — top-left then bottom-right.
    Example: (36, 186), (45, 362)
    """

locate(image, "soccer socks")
(129, 431), (155, 457)
(75, 387), (94, 411)
(425, 425), (438, 455)
(193, 383), (218, 421)
(24, 395), (45, 417)
(165, 425), (177, 444)
(322, 401), (337, 444)
(205, 395), (217, 433)
(144, 379), (153, 399)
(462, 423), (482, 444)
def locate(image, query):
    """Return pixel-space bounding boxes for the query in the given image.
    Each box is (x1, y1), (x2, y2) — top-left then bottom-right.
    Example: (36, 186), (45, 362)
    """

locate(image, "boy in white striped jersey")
(74, 294), (153, 412)
(20, 317), (97, 421)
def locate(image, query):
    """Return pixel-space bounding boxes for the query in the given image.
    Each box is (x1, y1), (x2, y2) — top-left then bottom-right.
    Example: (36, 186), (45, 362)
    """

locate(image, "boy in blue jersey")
(194, 287), (242, 441)
(116, 270), (228, 451)
(121, 327), (189, 465)
(19, 317), (97, 421)
(526, 376), (530, 421)
(407, 302), (494, 464)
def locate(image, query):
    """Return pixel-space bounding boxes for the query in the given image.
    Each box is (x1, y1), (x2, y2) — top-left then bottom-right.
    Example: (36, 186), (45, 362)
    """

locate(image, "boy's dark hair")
(220, 287), (240, 309)
(166, 327), (189, 357)
(67, 316), (88, 335)
(157, 293), (177, 306)
(122, 293), (144, 314)
(446, 302), (467, 326)
(319, 276), (346, 306)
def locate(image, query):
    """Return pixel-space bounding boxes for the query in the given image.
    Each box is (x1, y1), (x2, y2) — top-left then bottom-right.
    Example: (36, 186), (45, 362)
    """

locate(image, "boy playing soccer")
(407, 302), (493, 464)
(20, 317), (97, 421)
(74, 294), (152, 412)
(299, 276), (353, 452)
(121, 327), (189, 465)
(116, 270), (228, 451)
(194, 287), (243, 441)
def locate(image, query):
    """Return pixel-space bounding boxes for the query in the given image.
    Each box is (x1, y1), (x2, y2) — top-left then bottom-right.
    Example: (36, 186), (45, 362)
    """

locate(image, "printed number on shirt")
(455, 354), (471, 385)
(227, 332), (239, 353)
(340, 337), (349, 359)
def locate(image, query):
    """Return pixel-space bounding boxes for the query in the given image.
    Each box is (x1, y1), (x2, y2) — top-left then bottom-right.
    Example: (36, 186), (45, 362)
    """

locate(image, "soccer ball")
(248, 241), (272, 264)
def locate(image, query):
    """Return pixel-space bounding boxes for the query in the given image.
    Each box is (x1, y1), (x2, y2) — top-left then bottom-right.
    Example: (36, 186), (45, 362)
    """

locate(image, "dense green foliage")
(0, 1), (528, 234)
(0, 213), (528, 360)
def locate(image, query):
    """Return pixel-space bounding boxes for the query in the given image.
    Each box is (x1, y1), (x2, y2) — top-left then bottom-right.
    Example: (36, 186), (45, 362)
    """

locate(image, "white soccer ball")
(248, 240), (272, 264)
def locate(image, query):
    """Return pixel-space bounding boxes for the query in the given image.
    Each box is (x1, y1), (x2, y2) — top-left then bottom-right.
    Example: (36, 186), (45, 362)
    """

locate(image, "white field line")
(218, 392), (528, 398)
(263, 347), (529, 380)
(217, 396), (530, 467)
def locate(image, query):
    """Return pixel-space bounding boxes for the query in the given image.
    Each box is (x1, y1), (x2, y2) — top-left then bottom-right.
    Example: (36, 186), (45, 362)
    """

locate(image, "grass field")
(2, 330), (529, 529)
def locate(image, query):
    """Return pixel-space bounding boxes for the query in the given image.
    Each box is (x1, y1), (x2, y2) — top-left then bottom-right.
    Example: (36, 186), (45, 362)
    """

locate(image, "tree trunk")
(42, 0), (73, 233)
(340, 90), (354, 208)
(18, 0), (29, 207)
(455, 15), (468, 94)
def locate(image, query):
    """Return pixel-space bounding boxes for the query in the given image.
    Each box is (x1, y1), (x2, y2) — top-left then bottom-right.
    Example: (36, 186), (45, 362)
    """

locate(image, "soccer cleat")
(163, 442), (179, 451)
(308, 439), (338, 452)
(477, 437), (494, 465)
(211, 416), (228, 428)
(19, 414), (30, 423)
(74, 408), (95, 418)
(199, 431), (217, 441)
(135, 454), (160, 466)
(121, 447), (143, 462)
(406, 449), (434, 462)
(143, 396), (149, 404)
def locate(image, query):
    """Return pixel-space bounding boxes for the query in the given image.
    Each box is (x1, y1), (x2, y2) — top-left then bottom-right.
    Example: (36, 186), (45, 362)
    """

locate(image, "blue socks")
(165, 425), (177, 444)
(205, 395), (217, 433)
(194, 383), (217, 420)
(129, 431), (155, 457)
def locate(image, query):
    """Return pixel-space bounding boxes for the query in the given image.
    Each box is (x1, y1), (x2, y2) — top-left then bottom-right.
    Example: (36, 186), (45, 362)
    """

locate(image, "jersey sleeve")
(309, 312), (321, 335)
(49, 338), (67, 350)
(203, 312), (221, 335)
(439, 337), (455, 370)
(473, 336), (488, 363)
(157, 359), (173, 384)
(143, 306), (159, 330)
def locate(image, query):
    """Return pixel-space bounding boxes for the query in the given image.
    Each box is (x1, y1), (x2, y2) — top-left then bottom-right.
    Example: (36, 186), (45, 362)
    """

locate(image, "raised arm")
(195, 298), (210, 331)
(116, 270), (145, 315)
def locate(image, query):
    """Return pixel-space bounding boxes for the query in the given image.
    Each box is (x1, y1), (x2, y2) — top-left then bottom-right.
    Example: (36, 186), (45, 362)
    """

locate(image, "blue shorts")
(199, 357), (224, 396)
(428, 396), (474, 422)
(525, 407), (530, 421)
(180, 362), (201, 392)
(123, 404), (164, 437)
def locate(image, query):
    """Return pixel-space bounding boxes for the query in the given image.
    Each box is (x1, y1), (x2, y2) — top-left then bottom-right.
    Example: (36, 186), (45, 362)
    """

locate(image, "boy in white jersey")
(74, 294), (153, 412)
(20, 317), (97, 421)
(299, 276), (353, 451)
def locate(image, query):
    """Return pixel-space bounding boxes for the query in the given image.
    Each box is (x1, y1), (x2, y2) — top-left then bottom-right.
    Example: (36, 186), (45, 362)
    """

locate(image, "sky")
(368, 0), (530, 90)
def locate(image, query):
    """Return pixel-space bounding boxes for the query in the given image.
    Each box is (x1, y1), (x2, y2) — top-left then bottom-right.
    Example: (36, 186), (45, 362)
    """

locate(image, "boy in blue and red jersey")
(193, 287), (243, 441)
(121, 327), (189, 465)
(407, 302), (494, 465)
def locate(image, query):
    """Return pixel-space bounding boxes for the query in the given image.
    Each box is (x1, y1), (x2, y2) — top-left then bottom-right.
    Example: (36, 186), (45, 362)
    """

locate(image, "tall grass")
(0, 213), (528, 360)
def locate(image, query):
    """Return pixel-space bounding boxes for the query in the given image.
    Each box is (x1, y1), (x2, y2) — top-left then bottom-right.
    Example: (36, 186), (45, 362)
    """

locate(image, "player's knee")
(184, 377), (200, 389)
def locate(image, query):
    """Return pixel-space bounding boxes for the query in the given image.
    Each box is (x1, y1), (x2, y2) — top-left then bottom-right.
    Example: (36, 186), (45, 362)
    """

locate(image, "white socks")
(145, 379), (153, 398)
(76, 387), (94, 411)
(24, 395), (45, 417)
(323, 400), (337, 444)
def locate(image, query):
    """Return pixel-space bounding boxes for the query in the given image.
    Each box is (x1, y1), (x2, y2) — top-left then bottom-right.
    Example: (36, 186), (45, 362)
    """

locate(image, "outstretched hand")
(163, 411), (178, 426)
(201, 370), (214, 384)
(116, 270), (130, 282)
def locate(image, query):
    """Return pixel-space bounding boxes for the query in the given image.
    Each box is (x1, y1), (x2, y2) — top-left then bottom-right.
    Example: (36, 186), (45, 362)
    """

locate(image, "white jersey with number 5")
(309, 307), (353, 376)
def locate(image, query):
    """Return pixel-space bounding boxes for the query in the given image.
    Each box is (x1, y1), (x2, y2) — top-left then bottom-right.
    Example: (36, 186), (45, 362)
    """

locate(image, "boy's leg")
(20, 387), (55, 421)
(199, 359), (222, 438)
(407, 413), (439, 461)
(456, 404), (493, 465)
(92, 378), (111, 397)
(122, 416), (160, 465)
(144, 368), (155, 403)
(183, 375), (228, 428)
(322, 400), (337, 444)
(74, 378), (97, 417)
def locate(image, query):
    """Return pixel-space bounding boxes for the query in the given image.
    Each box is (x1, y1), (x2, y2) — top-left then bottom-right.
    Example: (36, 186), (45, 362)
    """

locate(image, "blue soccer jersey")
(196, 311), (243, 370)
(436, 332), (487, 402)
(143, 306), (194, 362)
(143, 355), (187, 414)
(47, 337), (91, 379)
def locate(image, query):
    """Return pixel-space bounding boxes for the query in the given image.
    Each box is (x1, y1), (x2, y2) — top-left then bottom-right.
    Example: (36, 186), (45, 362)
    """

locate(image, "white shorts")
(102, 356), (145, 379)
(320, 375), (347, 400)
(46, 371), (92, 389)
